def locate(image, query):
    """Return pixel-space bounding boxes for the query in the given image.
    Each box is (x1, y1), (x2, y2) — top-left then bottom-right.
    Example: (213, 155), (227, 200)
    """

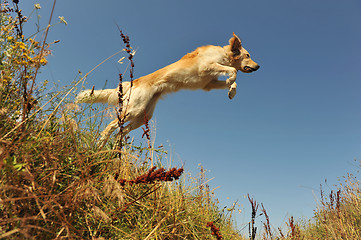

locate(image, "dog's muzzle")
(243, 65), (260, 73)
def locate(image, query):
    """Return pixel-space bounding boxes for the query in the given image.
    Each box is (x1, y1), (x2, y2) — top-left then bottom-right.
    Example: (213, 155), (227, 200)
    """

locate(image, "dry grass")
(298, 174), (361, 239)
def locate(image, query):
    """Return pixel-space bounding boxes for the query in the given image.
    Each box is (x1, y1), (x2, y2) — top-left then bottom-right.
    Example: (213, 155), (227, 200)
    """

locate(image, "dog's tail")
(76, 82), (132, 106)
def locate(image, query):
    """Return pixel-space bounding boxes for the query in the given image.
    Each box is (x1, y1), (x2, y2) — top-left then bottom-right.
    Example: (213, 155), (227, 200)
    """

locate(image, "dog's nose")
(253, 65), (260, 71)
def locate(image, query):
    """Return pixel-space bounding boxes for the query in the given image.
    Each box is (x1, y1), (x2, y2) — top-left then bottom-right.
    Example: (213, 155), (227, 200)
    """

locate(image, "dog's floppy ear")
(229, 32), (242, 56)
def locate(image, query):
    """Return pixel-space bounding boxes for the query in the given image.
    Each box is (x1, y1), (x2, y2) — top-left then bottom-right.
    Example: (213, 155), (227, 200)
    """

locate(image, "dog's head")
(228, 33), (260, 73)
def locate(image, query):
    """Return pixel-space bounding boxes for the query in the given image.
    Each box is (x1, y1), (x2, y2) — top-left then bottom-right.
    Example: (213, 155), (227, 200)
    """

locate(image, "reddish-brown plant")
(261, 203), (273, 239)
(287, 216), (301, 239)
(248, 194), (258, 240)
(141, 112), (151, 141)
(206, 221), (223, 240)
(117, 166), (184, 186)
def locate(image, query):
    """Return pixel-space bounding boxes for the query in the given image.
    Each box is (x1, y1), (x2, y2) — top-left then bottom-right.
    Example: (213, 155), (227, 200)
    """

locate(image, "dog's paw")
(226, 78), (235, 87)
(228, 83), (237, 99)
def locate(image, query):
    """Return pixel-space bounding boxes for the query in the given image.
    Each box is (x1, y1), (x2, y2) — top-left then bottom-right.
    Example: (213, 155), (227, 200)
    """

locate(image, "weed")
(207, 221), (223, 239)
(117, 166), (184, 186)
(248, 194), (258, 240)
(261, 203), (273, 240)
(286, 216), (301, 240)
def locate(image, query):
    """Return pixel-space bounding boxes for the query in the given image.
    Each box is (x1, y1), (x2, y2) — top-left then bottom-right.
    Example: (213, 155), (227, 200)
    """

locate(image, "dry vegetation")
(1, 1), (360, 239)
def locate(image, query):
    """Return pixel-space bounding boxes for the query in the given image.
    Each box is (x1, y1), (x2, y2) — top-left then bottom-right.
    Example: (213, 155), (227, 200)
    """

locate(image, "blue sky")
(20, 0), (361, 232)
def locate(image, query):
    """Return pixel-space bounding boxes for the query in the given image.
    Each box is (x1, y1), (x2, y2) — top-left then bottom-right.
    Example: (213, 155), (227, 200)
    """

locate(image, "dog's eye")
(246, 54), (250, 58)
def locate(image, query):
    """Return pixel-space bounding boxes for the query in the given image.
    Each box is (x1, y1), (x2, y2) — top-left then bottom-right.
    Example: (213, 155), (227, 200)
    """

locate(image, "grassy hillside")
(1, 2), (360, 239)
(0, 2), (243, 239)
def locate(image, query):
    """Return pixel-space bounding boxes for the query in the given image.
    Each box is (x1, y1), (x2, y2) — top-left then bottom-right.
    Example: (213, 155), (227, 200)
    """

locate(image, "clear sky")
(20, 0), (361, 232)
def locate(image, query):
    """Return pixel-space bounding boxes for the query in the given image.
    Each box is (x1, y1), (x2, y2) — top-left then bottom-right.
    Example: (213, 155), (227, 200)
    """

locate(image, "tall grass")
(298, 174), (361, 239)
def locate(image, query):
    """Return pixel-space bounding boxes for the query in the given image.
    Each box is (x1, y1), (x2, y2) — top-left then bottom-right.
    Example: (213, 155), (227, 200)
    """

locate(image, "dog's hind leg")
(98, 118), (120, 147)
(98, 117), (135, 147)
(98, 113), (143, 147)
(122, 118), (144, 135)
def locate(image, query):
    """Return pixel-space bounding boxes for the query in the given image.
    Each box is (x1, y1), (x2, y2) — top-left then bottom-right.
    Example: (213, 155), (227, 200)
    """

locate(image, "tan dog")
(77, 33), (259, 144)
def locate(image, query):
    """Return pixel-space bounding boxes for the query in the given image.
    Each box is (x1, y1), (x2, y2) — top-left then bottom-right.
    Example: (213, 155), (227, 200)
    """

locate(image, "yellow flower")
(40, 58), (47, 65)
(7, 36), (13, 41)
(20, 43), (26, 49)
(23, 53), (32, 61)
(15, 41), (26, 50)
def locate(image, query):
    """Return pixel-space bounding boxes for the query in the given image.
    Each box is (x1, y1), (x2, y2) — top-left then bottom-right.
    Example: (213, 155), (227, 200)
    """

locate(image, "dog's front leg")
(228, 82), (237, 99)
(202, 80), (236, 99)
(206, 63), (237, 99)
(222, 66), (237, 99)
